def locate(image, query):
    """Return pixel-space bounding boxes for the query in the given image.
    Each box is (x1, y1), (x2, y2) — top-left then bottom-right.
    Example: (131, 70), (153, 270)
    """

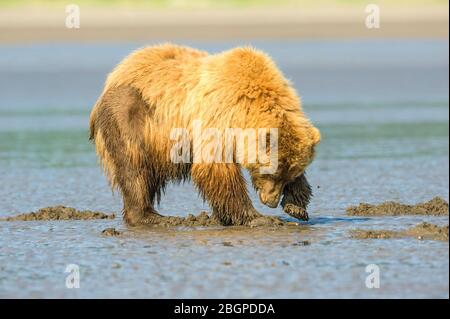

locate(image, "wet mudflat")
(0, 40), (448, 298)
(2, 199), (447, 239)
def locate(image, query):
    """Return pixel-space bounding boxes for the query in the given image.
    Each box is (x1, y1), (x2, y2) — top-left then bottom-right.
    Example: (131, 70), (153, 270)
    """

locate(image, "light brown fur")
(89, 43), (320, 226)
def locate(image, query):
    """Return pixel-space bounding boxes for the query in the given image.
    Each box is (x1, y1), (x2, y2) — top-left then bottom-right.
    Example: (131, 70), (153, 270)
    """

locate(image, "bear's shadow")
(304, 216), (370, 225)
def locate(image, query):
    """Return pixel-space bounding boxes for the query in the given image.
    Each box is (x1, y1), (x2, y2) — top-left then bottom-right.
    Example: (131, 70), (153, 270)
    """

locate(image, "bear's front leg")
(281, 174), (312, 221)
(191, 163), (261, 225)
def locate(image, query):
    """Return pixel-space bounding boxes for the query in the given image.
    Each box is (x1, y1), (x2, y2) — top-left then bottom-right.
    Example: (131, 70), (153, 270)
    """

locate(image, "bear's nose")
(259, 192), (280, 208)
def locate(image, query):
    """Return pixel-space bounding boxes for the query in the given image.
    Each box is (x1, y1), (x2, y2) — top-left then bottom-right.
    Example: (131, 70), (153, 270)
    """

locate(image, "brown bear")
(89, 44), (320, 226)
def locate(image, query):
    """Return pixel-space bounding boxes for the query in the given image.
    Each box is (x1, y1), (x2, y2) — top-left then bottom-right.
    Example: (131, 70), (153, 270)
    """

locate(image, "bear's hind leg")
(91, 85), (164, 226)
(191, 163), (261, 225)
(119, 165), (164, 226)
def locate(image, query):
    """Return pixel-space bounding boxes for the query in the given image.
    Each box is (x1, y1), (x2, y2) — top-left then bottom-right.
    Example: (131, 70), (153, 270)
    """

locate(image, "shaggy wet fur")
(90, 43), (320, 226)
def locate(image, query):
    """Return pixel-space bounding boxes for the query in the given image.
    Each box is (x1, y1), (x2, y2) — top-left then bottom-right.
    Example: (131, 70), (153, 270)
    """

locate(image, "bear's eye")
(287, 163), (301, 177)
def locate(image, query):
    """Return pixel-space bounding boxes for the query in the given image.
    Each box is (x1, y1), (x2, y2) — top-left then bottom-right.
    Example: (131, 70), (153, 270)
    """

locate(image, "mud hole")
(351, 222), (449, 241)
(0, 206), (115, 221)
(346, 197), (448, 216)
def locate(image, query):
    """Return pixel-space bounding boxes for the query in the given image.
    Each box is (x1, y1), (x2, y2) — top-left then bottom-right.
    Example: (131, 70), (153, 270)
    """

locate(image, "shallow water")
(0, 40), (448, 298)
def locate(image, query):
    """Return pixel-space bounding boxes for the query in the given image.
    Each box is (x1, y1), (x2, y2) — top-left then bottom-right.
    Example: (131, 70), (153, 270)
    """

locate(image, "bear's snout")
(259, 193), (281, 208)
(258, 183), (283, 208)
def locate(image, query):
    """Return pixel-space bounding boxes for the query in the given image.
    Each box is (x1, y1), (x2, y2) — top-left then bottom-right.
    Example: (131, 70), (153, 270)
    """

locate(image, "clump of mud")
(346, 197), (448, 216)
(102, 228), (122, 236)
(147, 213), (285, 228)
(248, 216), (285, 227)
(403, 223), (449, 241)
(118, 212), (295, 229)
(351, 229), (398, 239)
(0, 206), (115, 221)
(152, 212), (220, 227)
(351, 222), (449, 241)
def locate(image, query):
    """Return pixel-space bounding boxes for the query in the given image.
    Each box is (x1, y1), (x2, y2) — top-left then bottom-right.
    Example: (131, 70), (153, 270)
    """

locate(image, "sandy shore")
(0, 6), (448, 43)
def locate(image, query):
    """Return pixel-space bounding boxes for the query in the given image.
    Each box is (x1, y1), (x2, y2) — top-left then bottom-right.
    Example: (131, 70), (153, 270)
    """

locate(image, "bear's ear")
(311, 127), (321, 145)
(287, 162), (303, 179)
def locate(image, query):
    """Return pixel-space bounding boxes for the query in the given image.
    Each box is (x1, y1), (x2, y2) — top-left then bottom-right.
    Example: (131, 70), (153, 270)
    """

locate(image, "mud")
(101, 228), (122, 236)
(139, 213), (289, 228)
(125, 221), (313, 245)
(346, 197), (449, 216)
(292, 240), (311, 246)
(150, 211), (220, 227)
(351, 222), (449, 241)
(0, 206), (298, 229)
(0, 206), (115, 221)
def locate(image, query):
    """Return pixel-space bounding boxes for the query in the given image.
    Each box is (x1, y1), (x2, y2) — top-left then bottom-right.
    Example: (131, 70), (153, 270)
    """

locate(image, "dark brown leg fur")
(191, 163), (261, 225)
(90, 85), (164, 226)
(281, 174), (312, 221)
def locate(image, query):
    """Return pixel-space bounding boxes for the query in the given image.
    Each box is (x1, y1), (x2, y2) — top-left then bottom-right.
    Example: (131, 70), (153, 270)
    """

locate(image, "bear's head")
(249, 118), (321, 208)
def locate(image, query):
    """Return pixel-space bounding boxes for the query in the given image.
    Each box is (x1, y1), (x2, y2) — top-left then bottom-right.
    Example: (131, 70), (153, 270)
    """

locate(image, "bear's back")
(104, 44), (208, 105)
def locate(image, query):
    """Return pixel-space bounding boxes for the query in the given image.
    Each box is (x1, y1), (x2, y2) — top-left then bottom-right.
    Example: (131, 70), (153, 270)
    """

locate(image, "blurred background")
(0, 0), (448, 298)
(0, 0), (448, 42)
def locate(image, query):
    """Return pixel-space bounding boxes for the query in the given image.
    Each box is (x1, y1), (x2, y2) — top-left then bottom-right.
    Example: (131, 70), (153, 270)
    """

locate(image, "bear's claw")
(283, 203), (309, 221)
